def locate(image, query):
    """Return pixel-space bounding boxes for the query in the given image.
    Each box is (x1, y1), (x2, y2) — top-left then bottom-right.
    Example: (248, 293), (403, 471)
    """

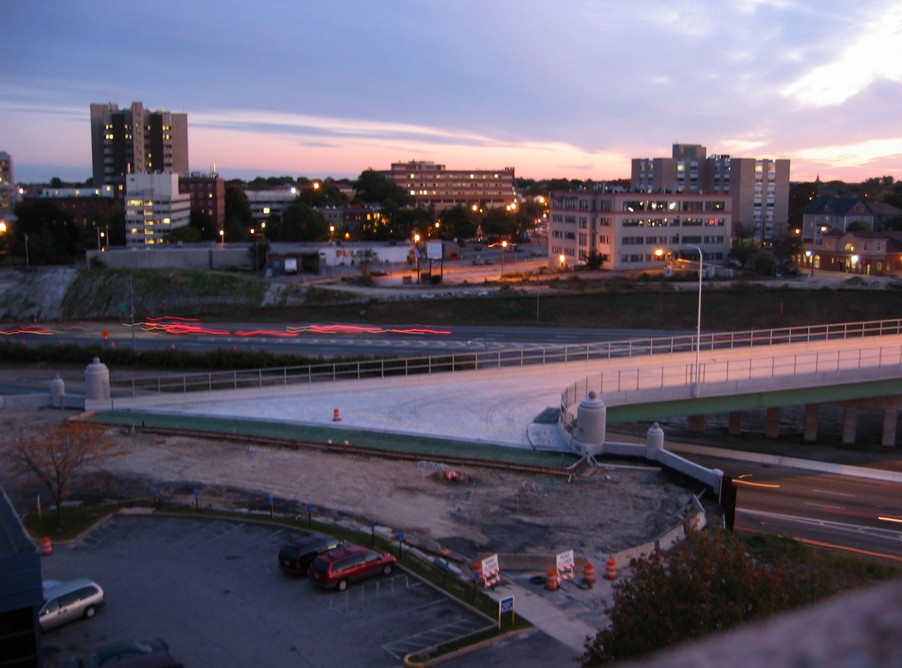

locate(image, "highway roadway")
(683, 451), (902, 564)
(1, 319), (677, 358)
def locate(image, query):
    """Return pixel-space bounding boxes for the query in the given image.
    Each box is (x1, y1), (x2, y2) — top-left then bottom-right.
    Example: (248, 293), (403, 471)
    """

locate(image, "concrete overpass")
(562, 335), (902, 447)
(89, 320), (902, 451)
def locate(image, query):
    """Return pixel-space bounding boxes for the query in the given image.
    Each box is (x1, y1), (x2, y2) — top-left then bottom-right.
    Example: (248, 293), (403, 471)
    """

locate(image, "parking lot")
(39, 514), (498, 667)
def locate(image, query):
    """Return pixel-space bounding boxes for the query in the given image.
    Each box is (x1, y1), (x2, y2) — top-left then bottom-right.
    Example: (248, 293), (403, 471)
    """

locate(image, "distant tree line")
(5, 174), (900, 268)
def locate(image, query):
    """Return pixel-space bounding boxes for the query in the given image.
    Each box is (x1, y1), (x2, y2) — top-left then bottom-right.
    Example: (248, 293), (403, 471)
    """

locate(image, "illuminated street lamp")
(219, 229), (224, 246)
(413, 232), (421, 283)
(683, 245), (704, 392)
(500, 240), (508, 279)
(805, 250), (814, 276)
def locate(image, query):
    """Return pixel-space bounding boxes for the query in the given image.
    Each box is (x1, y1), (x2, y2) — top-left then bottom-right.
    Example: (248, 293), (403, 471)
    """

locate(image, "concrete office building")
(245, 188), (299, 225)
(384, 160), (515, 213)
(125, 173), (191, 246)
(90, 102), (188, 188)
(548, 190), (731, 272)
(632, 143), (789, 242)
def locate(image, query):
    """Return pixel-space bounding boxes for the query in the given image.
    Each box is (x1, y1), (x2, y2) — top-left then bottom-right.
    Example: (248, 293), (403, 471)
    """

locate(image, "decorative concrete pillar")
(881, 409), (898, 447)
(842, 406), (858, 445)
(687, 415), (706, 433)
(49, 374), (65, 408)
(804, 404), (819, 443)
(645, 422), (664, 461)
(573, 391), (606, 458)
(765, 407), (781, 439)
(85, 357), (110, 401)
(728, 411), (742, 436)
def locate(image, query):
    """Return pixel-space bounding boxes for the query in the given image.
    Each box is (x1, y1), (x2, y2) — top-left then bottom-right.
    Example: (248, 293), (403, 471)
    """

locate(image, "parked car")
(278, 535), (342, 576)
(40, 578), (105, 631)
(68, 639), (172, 667)
(308, 543), (397, 591)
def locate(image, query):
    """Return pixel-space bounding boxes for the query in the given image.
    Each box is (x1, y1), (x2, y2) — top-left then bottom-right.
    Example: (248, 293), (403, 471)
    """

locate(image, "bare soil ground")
(2, 408), (697, 565)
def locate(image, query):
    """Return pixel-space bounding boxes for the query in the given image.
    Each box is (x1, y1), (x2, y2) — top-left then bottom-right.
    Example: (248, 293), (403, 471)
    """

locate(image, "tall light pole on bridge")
(685, 245), (703, 393)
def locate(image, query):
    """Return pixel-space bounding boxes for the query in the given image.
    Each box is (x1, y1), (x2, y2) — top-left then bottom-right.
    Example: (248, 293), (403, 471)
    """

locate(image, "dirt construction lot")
(2, 408), (697, 567)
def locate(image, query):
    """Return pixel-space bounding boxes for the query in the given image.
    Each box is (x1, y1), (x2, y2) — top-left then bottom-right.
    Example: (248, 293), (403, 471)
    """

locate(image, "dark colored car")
(68, 639), (174, 667)
(308, 543), (397, 591)
(278, 535), (342, 576)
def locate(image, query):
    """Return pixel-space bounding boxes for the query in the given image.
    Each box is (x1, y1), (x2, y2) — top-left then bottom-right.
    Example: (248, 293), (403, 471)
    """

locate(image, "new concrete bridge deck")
(92, 333), (902, 451)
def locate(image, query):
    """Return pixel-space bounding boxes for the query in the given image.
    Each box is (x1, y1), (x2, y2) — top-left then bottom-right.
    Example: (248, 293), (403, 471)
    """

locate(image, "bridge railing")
(115, 318), (902, 398)
(559, 341), (902, 428)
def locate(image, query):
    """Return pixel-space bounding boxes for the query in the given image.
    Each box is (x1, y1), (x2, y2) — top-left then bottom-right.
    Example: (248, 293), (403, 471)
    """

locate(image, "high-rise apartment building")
(125, 173), (191, 246)
(0, 151), (14, 221)
(384, 160), (515, 213)
(90, 102), (189, 187)
(632, 144), (789, 242)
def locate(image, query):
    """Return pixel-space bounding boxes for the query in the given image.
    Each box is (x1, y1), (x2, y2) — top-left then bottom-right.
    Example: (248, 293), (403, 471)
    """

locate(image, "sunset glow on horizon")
(4, 1), (901, 184)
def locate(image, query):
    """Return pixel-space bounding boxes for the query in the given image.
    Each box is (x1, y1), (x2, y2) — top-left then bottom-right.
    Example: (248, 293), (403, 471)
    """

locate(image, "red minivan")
(308, 543), (397, 591)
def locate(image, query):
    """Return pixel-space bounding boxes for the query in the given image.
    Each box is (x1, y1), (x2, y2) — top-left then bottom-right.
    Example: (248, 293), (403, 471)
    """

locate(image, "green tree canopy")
(582, 530), (827, 665)
(354, 169), (414, 207)
(439, 205), (478, 240)
(12, 199), (82, 264)
(298, 183), (349, 208)
(224, 184), (253, 226)
(274, 202), (330, 242)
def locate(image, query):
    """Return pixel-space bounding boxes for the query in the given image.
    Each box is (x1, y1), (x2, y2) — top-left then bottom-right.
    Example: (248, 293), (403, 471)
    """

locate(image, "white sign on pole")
(426, 241), (443, 260)
(482, 553), (499, 574)
(556, 549), (575, 572)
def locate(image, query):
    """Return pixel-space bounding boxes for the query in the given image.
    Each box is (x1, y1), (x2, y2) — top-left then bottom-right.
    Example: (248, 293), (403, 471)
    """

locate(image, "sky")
(3, 0), (901, 185)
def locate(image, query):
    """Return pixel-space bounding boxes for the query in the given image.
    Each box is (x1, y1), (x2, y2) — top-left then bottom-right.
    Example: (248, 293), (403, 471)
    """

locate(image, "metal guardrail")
(116, 318), (902, 398)
(560, 342), (902, 428)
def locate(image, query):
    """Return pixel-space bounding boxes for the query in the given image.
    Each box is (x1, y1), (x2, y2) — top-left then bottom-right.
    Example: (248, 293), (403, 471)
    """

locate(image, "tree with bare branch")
(4, 420), (123, 526)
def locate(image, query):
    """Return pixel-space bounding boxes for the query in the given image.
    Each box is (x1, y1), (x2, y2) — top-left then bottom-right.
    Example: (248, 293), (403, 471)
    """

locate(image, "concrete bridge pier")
(804, 404), (820, 442)
(688, 415), (706, 432)
(882, 409), (898, 447)
(766, 407), (781, 438)
(728, 411), (742, 436)
(843, 406), (859, 445)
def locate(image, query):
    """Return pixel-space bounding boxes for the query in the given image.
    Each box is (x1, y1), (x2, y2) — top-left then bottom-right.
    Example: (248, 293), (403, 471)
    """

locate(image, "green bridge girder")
(605, 377), (902, 424)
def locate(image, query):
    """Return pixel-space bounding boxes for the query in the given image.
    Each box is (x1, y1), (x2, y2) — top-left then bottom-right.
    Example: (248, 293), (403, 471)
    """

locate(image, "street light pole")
(500, 240), (507, 280)
(685, 245), (703, 392)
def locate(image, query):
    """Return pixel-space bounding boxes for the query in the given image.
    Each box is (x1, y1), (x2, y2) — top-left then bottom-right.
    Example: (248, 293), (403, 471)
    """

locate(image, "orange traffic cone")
(583, 561), (596, 586)
(41, 536), (53, 556)
(333, 408), (342, 421)
(605, 557), (617, 580)
(545, 568), (559, 591)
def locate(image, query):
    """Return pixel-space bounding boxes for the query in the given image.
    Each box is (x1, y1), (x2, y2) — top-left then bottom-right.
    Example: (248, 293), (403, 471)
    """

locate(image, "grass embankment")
(47, 268), (902, 330)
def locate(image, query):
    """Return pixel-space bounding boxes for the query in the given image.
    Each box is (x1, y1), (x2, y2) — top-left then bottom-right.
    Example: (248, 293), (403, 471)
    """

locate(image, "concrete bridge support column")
(882, 409), (898, 447)
(728, 411), (742, 436)
(765, 407), (781, 439)
(842, 407), (859, 445)
(804, 404), (819, 442)
(688, 415), (706, 433)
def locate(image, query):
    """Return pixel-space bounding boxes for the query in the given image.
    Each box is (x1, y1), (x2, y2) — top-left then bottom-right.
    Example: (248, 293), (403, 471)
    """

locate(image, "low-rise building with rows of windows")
(548, 190), (732, 272)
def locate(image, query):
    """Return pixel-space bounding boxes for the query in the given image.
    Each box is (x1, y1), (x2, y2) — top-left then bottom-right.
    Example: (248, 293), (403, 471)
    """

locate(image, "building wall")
(632, 144), (789, 242)
(179, 173), (226, 229)
(386, 161), (515, 213)
(90, 102), (188, 186)
(245, 189), (299, 223)
(125, 173), (191, 246)
(0, 151), (13, 219)
(548, 191), (731, 271)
